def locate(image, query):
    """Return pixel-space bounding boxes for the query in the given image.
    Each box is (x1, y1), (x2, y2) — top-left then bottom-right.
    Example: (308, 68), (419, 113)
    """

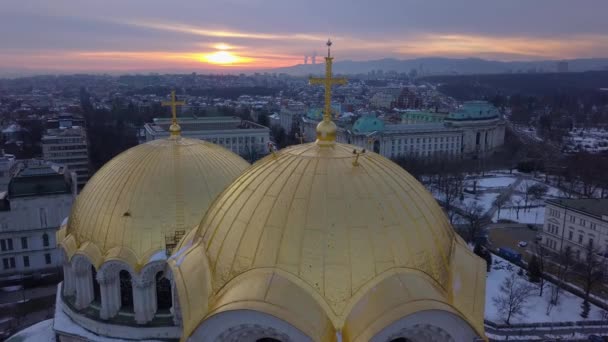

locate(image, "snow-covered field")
(470, 176), (518, 189)
(563, 128), (608, 154)
(460, 192), (500, 212)
(485, 256), (604, 324)
(517, 179), (563, 198)
(494, 206), (545, 224)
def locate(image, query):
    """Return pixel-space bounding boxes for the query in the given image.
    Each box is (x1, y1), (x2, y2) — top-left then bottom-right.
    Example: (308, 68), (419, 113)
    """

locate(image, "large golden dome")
(170, 142), (486, 341)
(58, 137), (249, 270)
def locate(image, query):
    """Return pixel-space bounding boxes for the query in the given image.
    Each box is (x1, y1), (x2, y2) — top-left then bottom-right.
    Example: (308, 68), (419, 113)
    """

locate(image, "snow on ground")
(485, 256), (604, 324)
(493, 206), (544, 224)
(6, 319), (56, 342)
(469, 176), (518, 189)
(517, 179), (563, 198)
(459, 192), (500, 213)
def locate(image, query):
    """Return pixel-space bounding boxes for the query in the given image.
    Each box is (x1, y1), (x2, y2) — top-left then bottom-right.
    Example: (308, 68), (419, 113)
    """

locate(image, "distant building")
(541, 198), (608, 260)
(395, 88), (423, 109)
(370, 92), (397, 109)
(276, 101), (306, 133)
(143, 116), (270, 161)
(0, 161), (76, 277)
(557, 61), (569, 73)
(42, 125), (90, 188)
(0, 152), (16, 192)
(302, 101), (505, 159)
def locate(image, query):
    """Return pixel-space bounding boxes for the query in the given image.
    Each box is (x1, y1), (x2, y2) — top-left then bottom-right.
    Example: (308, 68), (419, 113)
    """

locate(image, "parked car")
(527, 224), (538, 231)
(518, 241), (528, 247)
(497, 247), (522, 263)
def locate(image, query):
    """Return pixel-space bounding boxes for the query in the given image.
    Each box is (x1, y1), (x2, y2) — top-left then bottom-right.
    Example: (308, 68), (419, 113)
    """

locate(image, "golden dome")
(59, 137), (249, 270)
(171, 142), (486, 340)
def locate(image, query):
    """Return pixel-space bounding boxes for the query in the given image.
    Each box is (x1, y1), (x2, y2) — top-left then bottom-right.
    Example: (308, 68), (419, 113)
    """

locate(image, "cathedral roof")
(59, 137), (249, 270)
(171, 142), (485, 339)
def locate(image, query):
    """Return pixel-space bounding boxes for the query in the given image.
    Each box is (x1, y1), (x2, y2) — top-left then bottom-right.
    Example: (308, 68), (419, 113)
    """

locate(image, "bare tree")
(493, 273), (536, 325)
(549, 246), (574, 307)
(513, 197), (523, 219)
(581, 241), (604, 301)
(440, 172), (464, 224)
(532, 242), (548, 297)
(463, 202), (485, 243)
(528, 183), (549, 208)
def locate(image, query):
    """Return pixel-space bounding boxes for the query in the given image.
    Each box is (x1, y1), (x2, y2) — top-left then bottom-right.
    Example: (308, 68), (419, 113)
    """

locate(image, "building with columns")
(15, 45), (487, 341)
(143, 116), (270, 162)
(301, 101), (505, 160)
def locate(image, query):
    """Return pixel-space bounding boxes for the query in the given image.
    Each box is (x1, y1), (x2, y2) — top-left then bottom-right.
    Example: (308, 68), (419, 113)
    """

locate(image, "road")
(0, 284), (57, 305)
(487, 224), (538, 256)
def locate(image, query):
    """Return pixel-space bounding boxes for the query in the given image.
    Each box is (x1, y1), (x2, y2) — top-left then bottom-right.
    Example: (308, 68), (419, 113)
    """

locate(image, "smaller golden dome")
(60, 137), (249, 270)
(315, 120), (337, 145)
(169, 122), (181, 136)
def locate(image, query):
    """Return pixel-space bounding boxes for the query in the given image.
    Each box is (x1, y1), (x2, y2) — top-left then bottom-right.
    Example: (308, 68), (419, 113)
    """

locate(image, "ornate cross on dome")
(162, 90), (185, 137)
(309, 39), (347, 145)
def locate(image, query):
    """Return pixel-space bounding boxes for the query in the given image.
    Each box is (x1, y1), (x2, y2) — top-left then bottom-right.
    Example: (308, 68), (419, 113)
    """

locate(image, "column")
(171, 281), (182, 326)
(74, 266), (94, 310)
(98, 274), (121, 320)
(133, 279), (156, 324)
(62, 263), (75, 296)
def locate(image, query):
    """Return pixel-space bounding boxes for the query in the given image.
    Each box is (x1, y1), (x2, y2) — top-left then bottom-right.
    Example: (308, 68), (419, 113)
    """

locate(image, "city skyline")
(2, 0), (608, 73)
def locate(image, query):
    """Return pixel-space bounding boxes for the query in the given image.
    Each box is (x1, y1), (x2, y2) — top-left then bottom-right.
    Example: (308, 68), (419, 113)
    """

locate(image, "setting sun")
(200, 50), (246, 65)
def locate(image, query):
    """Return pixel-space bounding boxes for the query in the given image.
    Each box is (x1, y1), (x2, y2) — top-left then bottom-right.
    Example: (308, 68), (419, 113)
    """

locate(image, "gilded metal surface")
(62, 137), (249, 270)
(162, 90), (185, 137)
(174, 43), (485, 341)
(172, 141), (488, 339)
(309, 40), (347, 145)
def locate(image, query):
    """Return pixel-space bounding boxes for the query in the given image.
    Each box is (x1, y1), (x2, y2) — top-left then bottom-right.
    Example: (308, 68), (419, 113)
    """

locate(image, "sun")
(201, 50), (241, 65)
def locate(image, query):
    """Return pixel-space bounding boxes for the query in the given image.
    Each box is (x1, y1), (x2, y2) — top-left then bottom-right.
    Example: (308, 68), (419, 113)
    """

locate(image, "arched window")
(91, 266), (101, 304)
(119, 270), (133, 312)
(155, 271), (172, 312)
(257, 339), (281, 342)
(42, 233), (49, 247)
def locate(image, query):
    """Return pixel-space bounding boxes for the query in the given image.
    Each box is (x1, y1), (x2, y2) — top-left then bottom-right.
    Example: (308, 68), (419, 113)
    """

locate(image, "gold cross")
(309, 39), (347, 123)
(162, 90), (185, 136)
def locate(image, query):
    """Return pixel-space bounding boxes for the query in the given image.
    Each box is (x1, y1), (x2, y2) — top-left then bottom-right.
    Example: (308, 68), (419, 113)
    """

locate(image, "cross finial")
(309, 40), (347, 146)
(162, 90), (185, 137)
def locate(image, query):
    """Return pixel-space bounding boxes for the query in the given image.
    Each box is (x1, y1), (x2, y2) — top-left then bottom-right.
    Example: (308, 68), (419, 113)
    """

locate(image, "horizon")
(2, 0), (608, 74)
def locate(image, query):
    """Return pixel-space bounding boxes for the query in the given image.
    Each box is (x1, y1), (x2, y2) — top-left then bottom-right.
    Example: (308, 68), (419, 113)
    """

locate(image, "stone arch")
(70, 254), (96, 310)
(96, 260), (136, 319)
(59, 248), (76, 297)
(155, 271), (172, 311)
(188, 310), (311, 342)
(133, 260), (172, 324)
(369, 310), (477, 342)
(119, 270), (134, 312)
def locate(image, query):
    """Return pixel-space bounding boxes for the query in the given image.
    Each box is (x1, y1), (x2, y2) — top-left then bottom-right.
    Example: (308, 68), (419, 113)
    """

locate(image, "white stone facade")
(42, 127), (90, 188)
(144, 116), (270, 160)
(541, 199), (608, 260)
(57, 251), (181, 341)
(0, 169), (74, 277)
(301, 117), (505, 160)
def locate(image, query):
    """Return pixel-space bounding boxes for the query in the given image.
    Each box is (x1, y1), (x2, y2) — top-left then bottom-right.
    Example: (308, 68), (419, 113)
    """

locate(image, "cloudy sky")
(1, 0), (607, 72)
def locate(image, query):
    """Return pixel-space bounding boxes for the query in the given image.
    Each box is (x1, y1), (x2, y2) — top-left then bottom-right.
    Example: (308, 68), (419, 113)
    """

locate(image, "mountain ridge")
(268, 57), (608, 76)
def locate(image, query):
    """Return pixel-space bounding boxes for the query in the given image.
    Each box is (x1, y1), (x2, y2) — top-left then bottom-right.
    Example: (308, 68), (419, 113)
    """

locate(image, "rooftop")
(146, 116), (268, 134)
(8, 163), (72, 198)
(546, 198), (608, 220)
(446, 101), (500, 121)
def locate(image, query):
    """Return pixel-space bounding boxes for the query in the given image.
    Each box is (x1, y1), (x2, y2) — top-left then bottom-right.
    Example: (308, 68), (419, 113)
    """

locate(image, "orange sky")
(1, 0), (608, 73)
